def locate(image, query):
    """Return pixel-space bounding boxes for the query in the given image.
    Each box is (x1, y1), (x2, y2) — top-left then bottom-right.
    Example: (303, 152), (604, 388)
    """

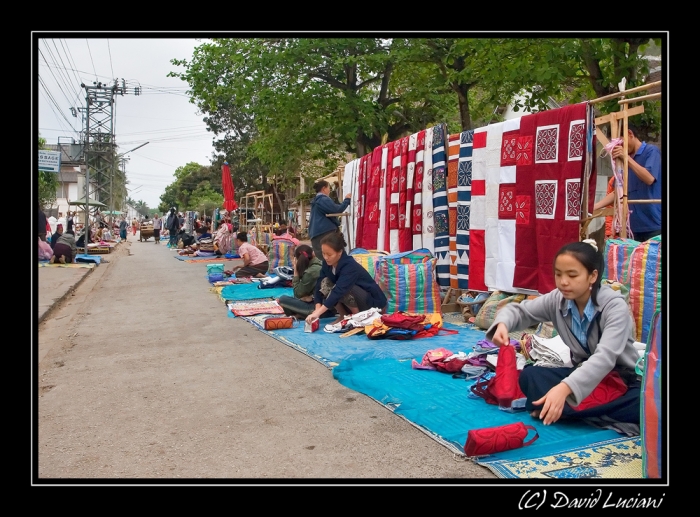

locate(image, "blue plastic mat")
(221, 283), (293, 302)
(332, 357), (621, 459)
(74, 254), (101, 264)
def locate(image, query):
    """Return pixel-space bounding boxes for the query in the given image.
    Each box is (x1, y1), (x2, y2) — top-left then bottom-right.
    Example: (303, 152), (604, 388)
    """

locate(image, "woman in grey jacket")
(487, 239), (640, 430)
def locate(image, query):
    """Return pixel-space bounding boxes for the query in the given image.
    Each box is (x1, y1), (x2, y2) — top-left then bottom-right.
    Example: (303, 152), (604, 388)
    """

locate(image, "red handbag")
(464, 421), (539, 457)
(470, 344), (526, 408)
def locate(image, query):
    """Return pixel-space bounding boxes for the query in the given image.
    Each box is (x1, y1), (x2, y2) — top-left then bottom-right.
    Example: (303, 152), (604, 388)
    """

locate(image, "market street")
(36, 234), (496, 480)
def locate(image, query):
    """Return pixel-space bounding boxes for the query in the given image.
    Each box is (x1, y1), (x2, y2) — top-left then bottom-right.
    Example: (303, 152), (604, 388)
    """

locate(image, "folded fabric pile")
(528, 334), (573, 368)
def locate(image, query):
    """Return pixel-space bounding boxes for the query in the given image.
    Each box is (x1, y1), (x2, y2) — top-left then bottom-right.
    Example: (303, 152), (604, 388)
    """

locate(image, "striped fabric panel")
(456, 130), (474, 289)
(447, 133), (460, 287)
(641, 310), (662, 479)
(628, 238), (662, 343)
(268, 239), (296, 271)
(431, 124), (450, 288)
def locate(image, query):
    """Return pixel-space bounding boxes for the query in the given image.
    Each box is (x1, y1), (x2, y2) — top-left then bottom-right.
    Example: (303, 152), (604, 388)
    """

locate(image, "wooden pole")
(588, 81), (661, 104)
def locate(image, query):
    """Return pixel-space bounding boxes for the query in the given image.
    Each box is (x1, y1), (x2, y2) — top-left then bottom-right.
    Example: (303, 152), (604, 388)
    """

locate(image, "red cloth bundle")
(464, 421), (539, 457)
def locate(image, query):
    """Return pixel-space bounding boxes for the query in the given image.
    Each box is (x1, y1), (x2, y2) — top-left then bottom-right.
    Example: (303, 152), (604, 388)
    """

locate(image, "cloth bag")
(464, 422), (539, 457)
(264, 316), (296, 330)
(470, 344), (526, 408)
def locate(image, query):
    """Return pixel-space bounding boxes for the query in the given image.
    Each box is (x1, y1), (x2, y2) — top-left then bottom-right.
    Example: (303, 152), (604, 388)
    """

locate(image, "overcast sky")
(37, 37), (215, 210)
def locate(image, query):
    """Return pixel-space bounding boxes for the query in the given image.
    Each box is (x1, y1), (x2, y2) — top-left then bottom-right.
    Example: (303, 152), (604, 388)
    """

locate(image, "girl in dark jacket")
(305, 232), (387, 325)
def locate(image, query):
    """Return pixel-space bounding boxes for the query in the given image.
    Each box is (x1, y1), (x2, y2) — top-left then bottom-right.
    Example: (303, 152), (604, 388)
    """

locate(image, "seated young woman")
(39, 236), (54, 260)
(226, 231), (269, 278)
(276, 244), (332, 319)
(486, 239), (641, 432)
(304, 232), (387, 325)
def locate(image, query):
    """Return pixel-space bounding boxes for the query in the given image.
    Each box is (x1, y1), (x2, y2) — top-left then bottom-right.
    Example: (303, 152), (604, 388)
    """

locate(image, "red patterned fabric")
(389, 139), (401, 253)
(398, 136), (412, 252)
(412, 130), (426, 250)
(570, 371), (628, 412)
(354, 153), (370, 250)
(382, 142), (394, 252)
(512, 102), (595, 293)
(405, 133), (418, 251)
(360, 146), (383, 250)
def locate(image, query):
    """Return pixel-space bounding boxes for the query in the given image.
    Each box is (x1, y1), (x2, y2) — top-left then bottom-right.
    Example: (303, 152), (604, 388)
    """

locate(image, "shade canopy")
(68, 198), (107, 208)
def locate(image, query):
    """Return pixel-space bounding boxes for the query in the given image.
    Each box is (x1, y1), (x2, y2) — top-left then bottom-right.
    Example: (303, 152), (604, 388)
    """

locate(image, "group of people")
(275, 176), (644, 433)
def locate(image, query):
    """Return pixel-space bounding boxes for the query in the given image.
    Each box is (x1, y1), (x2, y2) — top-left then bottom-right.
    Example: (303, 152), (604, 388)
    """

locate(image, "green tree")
(170, 38), (454, 172)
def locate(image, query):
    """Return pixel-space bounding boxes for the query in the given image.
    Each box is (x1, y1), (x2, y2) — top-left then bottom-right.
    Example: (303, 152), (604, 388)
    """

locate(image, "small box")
(304, 319), (320, 333)
(207, 264), (225, 274)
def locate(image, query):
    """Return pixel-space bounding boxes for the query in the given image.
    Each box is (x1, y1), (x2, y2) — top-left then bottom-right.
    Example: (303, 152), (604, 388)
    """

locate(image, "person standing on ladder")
(308, 179), (351, 263)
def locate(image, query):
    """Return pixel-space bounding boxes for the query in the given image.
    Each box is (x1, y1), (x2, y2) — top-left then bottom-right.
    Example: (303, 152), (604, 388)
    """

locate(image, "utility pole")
(78, 79), (140, 232)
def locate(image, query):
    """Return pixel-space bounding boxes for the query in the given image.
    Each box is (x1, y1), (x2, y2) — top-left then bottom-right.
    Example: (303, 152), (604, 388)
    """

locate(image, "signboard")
(39, 150), (62, 173)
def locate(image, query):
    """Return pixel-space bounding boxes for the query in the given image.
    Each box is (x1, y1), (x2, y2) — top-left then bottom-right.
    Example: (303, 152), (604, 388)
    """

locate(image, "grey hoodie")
(485, 285), (638, 407)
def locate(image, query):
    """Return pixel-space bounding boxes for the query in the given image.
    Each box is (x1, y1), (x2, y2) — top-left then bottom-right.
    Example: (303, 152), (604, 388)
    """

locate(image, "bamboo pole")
(619, 92), (662, 104)
(588, 81), (661, 104)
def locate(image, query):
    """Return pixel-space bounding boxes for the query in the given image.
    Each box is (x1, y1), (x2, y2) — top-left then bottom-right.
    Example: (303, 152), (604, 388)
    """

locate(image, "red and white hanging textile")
(447, 133), (460, 287)
(354, 153), (371, 250)
(398, 136), (412, 252)
(360, 146), (383, 250)
(421, 127), (435, 254)
(469, 122), (503, 292)
(512, 102), (595, 293)
(377, 144), (390, 252)
(389, 139), (402, 253)
(493, 117), (523, 292)
(405, 132), (418, 250)
(412, 130), (426, 251)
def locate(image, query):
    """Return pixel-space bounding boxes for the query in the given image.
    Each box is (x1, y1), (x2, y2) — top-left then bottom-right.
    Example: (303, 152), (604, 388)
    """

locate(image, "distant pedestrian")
(119, 217), (128, 241)
(66, 211), (74, 233)
(132, 217), (138, 236)
(167, 208), (180, 247)
(152, 214), (162, 244)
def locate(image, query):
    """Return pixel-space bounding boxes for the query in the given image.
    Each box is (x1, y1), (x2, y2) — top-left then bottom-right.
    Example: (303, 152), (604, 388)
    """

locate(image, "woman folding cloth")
(487, 239), (641, 434)
(276, 245), (331, 318)
(304, 232), (387, 325)
(226, 231), (269, 278)
(50, 229), (77, 264)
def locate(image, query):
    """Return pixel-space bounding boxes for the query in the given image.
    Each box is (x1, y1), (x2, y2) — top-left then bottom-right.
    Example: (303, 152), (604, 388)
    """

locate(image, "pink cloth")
(272, 233), (300, 246)
(39, 238), (53, 260)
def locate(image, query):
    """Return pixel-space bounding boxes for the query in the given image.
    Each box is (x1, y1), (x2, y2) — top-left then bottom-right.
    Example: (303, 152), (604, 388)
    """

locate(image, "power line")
(107, 39), (115, 79)
(85, 39), (98, 82)
(38, 46), (78, 114)
(49, 39), (82, 101)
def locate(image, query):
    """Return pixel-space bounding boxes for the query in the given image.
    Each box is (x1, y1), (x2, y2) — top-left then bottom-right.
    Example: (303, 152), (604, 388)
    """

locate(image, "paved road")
(35, 233), (496, 481)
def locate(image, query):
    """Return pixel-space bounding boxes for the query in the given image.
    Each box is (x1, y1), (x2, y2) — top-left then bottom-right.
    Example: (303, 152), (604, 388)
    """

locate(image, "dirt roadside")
(36, 234), (497, 481)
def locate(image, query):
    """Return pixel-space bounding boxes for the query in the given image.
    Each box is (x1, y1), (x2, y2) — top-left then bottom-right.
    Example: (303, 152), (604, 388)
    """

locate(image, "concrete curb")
(38, 265), (96, 325)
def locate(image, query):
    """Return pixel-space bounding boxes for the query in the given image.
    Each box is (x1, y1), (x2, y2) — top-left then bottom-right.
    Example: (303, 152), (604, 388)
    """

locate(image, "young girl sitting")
(487, 239), (641, 433)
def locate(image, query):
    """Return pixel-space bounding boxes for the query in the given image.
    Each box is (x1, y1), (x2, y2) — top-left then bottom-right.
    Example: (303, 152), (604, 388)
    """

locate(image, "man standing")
(119, 217), (128, 242)
(594, 124), (661, 242)
(308, 180), (351, 262)
(66, 211), (75, 233)
(152, 213), (162, 244)
(167, 208), (181, 247)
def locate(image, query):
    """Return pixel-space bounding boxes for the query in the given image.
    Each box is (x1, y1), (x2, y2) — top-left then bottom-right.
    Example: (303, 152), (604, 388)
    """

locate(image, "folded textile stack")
(529, 335), (573, 368)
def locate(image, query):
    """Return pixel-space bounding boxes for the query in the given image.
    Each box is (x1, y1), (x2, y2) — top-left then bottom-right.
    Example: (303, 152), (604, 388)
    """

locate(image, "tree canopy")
(165, 36), (662, 207)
